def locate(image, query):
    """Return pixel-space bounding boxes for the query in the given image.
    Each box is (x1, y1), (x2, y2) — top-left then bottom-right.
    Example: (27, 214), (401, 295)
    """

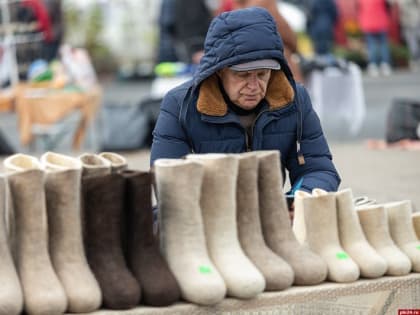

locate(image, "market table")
(71, 273), (420, 315)
(0, 83), (101, 150)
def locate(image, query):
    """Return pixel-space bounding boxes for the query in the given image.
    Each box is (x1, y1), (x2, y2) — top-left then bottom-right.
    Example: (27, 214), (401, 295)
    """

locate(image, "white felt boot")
(336, 189), (387, 278)
(235, 152), (294, 291)
(41, 152), (102, 312)
(154, 159), (226, 305)
(294, 189), (360, 283)
(357, 204), (412, 276)
(385, 200), (420, 272)
(187, 154), (265, 299)
(4, 154), (67, 315)
(256, 151), (327, 285)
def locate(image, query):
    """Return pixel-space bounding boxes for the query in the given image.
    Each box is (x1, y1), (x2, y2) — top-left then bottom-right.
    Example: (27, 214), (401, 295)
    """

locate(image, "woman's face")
(218, 68), (272, 110)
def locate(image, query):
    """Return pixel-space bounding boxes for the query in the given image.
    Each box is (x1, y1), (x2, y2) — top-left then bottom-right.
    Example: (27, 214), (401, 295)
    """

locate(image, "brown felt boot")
(235, 152), (294, 291)
(154, 159), (226, 305)
(0, 176), (23, 315)
(99, 152), (128, 173)
(385, 200), (420, 272)
(357, 204), (412, 276)
(294, 189), (360, 283)
(78, 153), (111, 177)
(186, 154), (265, 299)
(256, 151), (327, 285)
(82, 172), (141, 309)
(412, 212), (420, 239)
(40, 152), (102, 313)
(122, 170), (181, 306)
(335, 189), (387, 278)
(4, 154), (67, 315)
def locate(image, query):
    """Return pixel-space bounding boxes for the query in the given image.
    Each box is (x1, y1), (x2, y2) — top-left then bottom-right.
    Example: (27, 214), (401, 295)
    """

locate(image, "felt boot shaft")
(295, 190), (360, 283)
(357, 204), (412, 276)
(155, 159), (226, 306)
(7, 168), (67, 315)
(122, 170), (181, 306)
(386, 200), (420, 272)
(257, 151), (327, 285)
(186, 154), (265, 299)
(79, 153), (111, 177)
(99, 152), (128, 173)
(336, 189), (387, 278)
(42, 152), (102, 313)
(0, 176), (23, 315)
(82, 173), (140, 309)
(236, 152), (294, 291)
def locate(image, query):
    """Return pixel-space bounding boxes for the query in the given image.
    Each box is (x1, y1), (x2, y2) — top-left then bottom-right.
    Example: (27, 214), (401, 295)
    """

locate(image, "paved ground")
(1, 69), (420, 210)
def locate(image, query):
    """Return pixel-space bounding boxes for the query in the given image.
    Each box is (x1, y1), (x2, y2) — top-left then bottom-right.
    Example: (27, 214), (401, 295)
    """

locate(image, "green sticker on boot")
(199, 265), (212, 274)
(336, 252), (349, 260)
(416, 245), (420, 251)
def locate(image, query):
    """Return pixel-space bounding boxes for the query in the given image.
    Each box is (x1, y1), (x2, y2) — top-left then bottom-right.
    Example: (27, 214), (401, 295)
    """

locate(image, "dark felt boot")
(82, 173), (141, 310)
(122, 170), (181, 306)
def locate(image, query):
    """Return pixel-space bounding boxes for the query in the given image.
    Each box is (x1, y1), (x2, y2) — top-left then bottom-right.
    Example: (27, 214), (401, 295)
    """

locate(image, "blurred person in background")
(306, 0), (339, 62)
(219, 0), (304, 82)
(43, 0), (64, 61)
(157, 0), (214, 64)
(151, 7), (340, 197)
(357, 0), (393, 76)
(396, 0), (420, 71)
(157, 0), (178, 63)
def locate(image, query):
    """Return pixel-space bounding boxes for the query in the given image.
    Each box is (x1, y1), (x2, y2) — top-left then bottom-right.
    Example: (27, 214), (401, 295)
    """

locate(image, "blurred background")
(0, 0), (419, 208)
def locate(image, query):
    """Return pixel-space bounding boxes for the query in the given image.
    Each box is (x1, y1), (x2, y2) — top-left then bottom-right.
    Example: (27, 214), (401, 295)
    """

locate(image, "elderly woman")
(150, 7), (340, 194)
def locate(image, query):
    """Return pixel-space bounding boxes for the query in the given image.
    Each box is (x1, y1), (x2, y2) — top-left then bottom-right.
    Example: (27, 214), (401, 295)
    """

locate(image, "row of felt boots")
(154, 151), (420, 305)
(153, 151), (330, 306)
(293, 188), (420, 283)
(0, 152), (180, 315)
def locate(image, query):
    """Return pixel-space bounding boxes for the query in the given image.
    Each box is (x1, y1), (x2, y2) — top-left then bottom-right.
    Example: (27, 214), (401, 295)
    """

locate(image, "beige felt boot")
(154, 159), (226, 305)
(98, 152), (128, 173)
(78, 153), (111, 177)
(256, 151), (327, 285)
(235, 152), (294, 291)
(0, 176), (23, 315)
(4, 154), (67, 315)
(294, 188), (360, 283)
(336, 189), (387, 278)
(412, 212), (420, 239)
(186, 154), (265, 299)
(385, 200), (420, 272)
(40, 152), (102, 313)
(357, 204), (412, 276)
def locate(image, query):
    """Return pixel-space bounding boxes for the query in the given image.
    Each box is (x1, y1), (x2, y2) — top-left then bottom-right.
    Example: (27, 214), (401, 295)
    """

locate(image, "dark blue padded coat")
(151, 7), (340, 193)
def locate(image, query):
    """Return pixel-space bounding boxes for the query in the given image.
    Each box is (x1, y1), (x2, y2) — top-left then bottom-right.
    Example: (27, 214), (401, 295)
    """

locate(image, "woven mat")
(69, 273), (420, 315)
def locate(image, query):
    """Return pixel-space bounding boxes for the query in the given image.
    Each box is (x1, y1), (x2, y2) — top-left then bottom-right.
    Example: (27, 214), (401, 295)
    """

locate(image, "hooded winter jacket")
(151, 7), (340, 193)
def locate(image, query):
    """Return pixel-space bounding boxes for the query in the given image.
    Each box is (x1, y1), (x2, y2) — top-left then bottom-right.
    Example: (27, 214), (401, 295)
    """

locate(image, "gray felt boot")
(41, 152), (102, 313)
(256, 151), (327, 285)
(0, 175), (23, 315)
(4, 154), (67, 315)
(357, 204), (412, 276)
(385, 200), (420, 272)
(235, 152), (294, 291)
